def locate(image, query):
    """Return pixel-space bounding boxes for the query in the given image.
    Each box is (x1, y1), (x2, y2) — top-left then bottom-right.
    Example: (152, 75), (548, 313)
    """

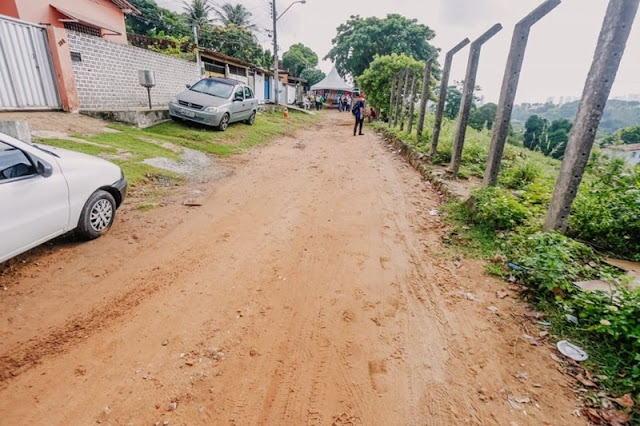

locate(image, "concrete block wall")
(67, 31), (200, 110)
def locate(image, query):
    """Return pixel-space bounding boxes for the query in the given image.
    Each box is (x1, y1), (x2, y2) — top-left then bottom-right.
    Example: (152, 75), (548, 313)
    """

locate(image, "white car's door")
(229, 86), (246, 122)
(0, 139), (69, 262)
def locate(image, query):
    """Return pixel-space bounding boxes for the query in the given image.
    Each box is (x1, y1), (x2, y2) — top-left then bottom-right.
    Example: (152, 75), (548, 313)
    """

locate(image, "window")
(234, 87), (244, 100)
(228, 65), (247, 77)
(202, 58), (226, 75)
(0, 141), (36, 181)
(189, 79), (234, 99)
(64, 22), (101, 38)
(244, 86), (253, 99)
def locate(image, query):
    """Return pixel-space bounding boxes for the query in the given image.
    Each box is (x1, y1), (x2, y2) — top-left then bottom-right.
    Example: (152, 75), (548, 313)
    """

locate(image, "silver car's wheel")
(218, 113), (230, 131)
(90, 199), (113, 232)
(77, 190), (116, 240)
(245, 111), (256, 125)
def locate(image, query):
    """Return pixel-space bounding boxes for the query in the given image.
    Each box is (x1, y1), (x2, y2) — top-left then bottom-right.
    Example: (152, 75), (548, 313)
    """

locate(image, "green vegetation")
(524, 115), (572, 159)
(37, 111), (315, 188)
(602, 125), (640, 147)
(512, 100), (640, 136)
(325, 14), (437, 78)
(374, 109), (640, 413)
(356, 54), (426, 116)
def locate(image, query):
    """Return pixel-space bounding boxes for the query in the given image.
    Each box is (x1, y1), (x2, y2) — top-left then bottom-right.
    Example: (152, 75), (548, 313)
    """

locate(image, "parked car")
(0, 132), (127, 263)
(168, 77), (259, 131)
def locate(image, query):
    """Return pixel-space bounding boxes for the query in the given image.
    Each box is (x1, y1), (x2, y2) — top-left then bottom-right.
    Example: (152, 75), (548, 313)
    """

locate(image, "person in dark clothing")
(352, 94), (366, 136)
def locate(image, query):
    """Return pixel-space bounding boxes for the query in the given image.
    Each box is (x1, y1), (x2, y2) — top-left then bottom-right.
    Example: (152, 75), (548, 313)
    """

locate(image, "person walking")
(352, 93), (366, 136)
(346, 95), (352, 113)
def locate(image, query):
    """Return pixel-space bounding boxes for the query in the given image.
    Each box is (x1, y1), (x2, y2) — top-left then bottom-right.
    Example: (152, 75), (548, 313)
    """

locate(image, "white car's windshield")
(190, 79), (234, 99)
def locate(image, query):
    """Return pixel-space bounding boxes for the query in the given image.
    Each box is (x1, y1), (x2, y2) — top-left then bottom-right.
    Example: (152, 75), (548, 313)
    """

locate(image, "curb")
(375, 127), (458, 200)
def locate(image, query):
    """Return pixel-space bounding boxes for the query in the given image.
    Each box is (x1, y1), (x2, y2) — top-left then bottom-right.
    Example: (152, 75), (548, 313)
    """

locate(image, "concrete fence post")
(484, 0), (561, 186)
(544, 0), (639, 232)
(406, 72), (419, 134)
(416, 58), (434, 141)
(399, 71), (411, 131)
(429, 38), (470, 158)
(393, 70), (407, 128)
(388, 75), (398, 124)
(449, 24), (502, 178)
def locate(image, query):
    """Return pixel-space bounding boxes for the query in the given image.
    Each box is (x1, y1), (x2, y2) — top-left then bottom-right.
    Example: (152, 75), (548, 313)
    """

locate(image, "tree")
(300, 68), (325, 86)
(200, 24), (271, 68)
(356, 54), (425, 116)
(213, 3), (256, 30)
(325, 14), (437, 78)
(442, 81), (480, 120)
(183, 0), (214, 40)
(125, 0), (192, 38)
(523, 115), (548, 151)
(540, 118), (572, 159)
(469, 102), (498, 131)
(282, 44), (319, 77)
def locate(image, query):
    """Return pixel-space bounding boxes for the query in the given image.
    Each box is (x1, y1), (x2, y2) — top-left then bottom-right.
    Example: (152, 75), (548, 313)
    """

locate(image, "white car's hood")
(39, 145), (122, 182)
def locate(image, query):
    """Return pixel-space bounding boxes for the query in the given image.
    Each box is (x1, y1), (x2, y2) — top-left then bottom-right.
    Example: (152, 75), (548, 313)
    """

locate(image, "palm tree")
(183, 0), (214, 33)
(214, 3), (257, 31)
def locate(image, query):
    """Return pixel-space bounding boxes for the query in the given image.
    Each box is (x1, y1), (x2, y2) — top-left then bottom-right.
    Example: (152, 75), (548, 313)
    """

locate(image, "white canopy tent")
(310, 67), (353, 93)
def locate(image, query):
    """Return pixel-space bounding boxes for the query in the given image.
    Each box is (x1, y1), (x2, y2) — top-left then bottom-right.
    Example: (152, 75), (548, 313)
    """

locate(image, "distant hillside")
(511, 100), (640, 135)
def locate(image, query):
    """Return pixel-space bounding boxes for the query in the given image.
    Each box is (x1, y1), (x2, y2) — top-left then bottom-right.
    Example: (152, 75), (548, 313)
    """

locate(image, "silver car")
(168, 77), (258, 131)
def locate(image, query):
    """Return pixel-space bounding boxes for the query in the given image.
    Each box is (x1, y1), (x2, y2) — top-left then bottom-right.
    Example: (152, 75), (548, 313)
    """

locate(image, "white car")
(0, 131), (127, 263)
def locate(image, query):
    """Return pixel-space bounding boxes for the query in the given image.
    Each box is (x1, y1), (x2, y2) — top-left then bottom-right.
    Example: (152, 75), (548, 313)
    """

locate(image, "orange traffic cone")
(283, 107), (289, 118)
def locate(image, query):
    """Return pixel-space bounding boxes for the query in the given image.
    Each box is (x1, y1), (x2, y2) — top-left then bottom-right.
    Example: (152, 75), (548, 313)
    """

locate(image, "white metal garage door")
(0, 15), (61, 110)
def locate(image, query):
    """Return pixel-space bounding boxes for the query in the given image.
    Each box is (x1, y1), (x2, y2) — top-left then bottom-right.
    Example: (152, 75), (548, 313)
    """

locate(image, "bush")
(569, 286), (640, 391)
(469, 186), (529, 230)
(500, 160), (543, 190)
(506, 232), (603, 296)
(570, 159), (640, 260)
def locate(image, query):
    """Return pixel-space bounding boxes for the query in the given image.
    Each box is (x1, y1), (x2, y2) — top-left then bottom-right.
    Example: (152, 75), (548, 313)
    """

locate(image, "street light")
(272, 0), (306, 105)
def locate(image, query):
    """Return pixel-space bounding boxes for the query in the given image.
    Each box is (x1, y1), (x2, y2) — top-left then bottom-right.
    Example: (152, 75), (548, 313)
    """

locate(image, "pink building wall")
(0, 0), (128, 44)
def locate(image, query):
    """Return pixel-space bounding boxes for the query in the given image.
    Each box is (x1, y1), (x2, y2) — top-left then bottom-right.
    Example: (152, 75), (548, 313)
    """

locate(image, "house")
(605, 143), (640, 167)
(0, 0), (140, 111)
(0, 0), (139, 44)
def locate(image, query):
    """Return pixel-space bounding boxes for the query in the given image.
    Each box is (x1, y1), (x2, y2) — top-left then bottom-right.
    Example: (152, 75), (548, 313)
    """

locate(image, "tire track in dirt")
(0, 252), (199, 386)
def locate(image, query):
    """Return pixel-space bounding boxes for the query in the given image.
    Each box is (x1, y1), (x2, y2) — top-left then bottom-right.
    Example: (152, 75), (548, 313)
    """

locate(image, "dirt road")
(0, 112), (583, 425)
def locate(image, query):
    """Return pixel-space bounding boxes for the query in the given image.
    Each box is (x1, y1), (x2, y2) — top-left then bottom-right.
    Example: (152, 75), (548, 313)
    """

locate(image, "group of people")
(303, 93), (325, 111)
(337, 94), (353, 113)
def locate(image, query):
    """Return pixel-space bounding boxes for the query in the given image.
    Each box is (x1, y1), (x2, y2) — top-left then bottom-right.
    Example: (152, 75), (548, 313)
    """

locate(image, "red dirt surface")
(0, 113), (585, 425)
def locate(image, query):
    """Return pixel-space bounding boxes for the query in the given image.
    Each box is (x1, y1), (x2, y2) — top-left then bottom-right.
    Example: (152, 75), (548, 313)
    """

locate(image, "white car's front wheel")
(77, 190), (116, 240)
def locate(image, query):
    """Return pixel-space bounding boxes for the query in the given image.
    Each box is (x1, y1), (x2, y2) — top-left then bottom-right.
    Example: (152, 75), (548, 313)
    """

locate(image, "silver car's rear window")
(190, 79), (234, 99)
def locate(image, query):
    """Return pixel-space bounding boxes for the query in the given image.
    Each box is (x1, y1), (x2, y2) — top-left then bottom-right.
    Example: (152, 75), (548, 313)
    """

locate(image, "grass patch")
(37, 110), (316, 188)
(36, 138), (117, 156)
(143, 111), (316, 156)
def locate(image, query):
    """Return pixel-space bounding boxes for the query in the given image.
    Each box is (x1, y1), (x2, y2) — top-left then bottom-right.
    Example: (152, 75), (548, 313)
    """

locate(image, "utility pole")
(429, 38), (470, 158)
(483, 0), (561, 186)
(272, 0), (279, 105)
(193, 24), (203, 77)
(544, 0), (639, 232)
(449, 24), (502, 178)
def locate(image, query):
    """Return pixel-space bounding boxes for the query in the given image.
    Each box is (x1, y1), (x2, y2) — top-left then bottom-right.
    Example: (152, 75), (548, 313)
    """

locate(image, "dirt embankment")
(0, 113), (584, 425)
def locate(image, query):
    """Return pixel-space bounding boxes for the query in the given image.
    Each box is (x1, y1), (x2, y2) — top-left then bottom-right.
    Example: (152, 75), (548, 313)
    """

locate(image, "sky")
(158, 0), (640, 104)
